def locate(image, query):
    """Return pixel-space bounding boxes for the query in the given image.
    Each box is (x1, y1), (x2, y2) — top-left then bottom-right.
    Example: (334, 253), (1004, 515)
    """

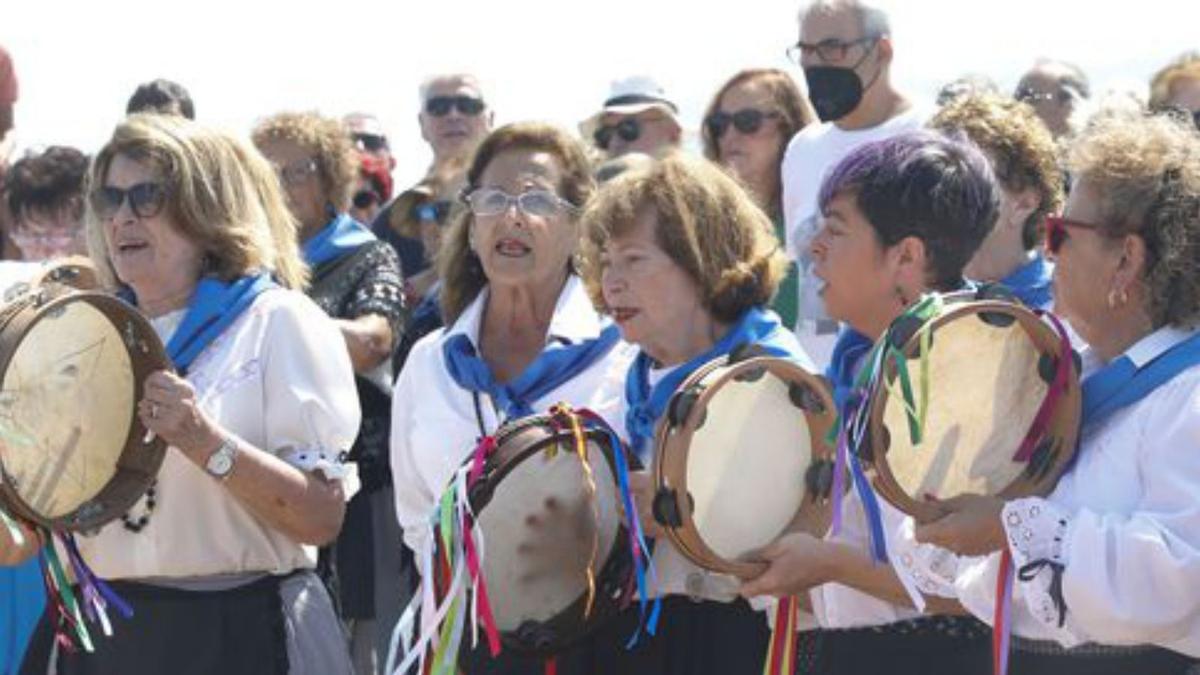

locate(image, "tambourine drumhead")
(655, 356), (835, 577)
(463, 413), (629, 655)
(868, 300), (1080, 523)
(477, 437), (621, 633)
(0, 291), (168, 531)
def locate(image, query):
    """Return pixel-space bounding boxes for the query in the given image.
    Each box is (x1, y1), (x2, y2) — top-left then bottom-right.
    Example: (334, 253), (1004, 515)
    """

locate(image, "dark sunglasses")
(412, 200), (452, 225)
(91, 182), (168, 220)
(1043, 214), (1102, 255)
(1015, 87), (1075, 106)
(352, 190), (381, 210)
(706, 108), (780, 140)
(354, 133), (389, 153)
(424, 95), (485, 117)
(593, 118), (641, 150)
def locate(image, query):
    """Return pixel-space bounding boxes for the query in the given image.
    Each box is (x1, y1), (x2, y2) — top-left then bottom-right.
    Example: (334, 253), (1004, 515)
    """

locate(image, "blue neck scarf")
(826, 327), (875, 417)
(624, 307), (802, 460)
(1081, 330), (1200, 432)
(302, 213), (375, 268)
(443, 314), (623, 422)
(1001, 254), (1054, 310)
(124, 272), (277, 375)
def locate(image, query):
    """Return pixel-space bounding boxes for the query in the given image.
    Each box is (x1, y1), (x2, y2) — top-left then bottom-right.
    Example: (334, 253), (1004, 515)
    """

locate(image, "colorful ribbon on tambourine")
(1011, 311), (1073, 463)
(385, 406), (659, 675)
(761, 595), (800, 675)
(829, 295), (942, 563)
(0, 507), (132, 654)
(993, 549), (1015, 675)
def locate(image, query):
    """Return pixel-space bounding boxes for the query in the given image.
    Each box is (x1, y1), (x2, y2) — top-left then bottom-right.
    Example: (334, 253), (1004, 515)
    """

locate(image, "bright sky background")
(4, 0), (1197, 188)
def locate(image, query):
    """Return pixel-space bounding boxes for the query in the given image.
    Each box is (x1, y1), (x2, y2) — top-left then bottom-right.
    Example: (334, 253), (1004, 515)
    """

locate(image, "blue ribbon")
(624, 307), (804, 460)
(826, 327), (874, 415)
(1000, 254), (1054, 310)
(302, 213), (375, 268)
(443, 320), (622, 421)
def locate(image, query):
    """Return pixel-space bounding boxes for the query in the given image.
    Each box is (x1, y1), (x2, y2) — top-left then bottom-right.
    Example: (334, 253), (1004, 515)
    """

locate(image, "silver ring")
(150, 404), (159, 419)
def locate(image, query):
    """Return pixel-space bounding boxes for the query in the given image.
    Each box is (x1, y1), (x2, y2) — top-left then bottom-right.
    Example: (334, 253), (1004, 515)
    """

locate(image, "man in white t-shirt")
(781, 0), (925, 367)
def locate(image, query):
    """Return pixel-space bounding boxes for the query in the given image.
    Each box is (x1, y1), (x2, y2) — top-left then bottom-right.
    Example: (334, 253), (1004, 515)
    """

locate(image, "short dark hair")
(5, 146), (89, 217)
(818, 130), (999, 290)
(126, 79), (195, 120)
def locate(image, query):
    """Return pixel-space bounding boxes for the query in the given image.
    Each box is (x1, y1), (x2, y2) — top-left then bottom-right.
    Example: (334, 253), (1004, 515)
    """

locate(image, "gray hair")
(801, 0), (892, 38)
(417, 74), (486, 106)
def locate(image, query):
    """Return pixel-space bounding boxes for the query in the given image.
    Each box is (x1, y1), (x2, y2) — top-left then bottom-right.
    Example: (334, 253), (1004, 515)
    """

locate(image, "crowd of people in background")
(1, 1), (1200, 673)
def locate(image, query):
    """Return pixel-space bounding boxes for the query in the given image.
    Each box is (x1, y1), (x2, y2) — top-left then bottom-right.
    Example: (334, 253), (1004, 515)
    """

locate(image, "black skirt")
(1009, 638), (1197, 675)
(803, 615), (991, 675)
(30, 575), (291, 675)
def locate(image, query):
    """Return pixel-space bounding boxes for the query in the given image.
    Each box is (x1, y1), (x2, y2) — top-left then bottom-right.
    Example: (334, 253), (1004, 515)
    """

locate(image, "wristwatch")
(204, 436), (239, 480)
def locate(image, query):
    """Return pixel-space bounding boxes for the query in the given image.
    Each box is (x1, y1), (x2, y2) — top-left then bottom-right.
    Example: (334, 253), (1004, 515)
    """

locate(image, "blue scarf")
(826, 327), (874, 417)
(1001, 254), (1054, 310)
(124, 273), (277, 375)
(443, 315), (622, 421)
(624, 307), (803, 460)
(302, 213), (375, 268)
(1081, 330), (1200, 432)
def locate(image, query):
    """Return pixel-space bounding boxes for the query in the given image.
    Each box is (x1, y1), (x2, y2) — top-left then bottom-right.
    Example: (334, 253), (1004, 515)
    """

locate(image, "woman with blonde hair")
(700, 68), (816, 328)
(2, 113), (360, 674)
(576, 152), (810, 674)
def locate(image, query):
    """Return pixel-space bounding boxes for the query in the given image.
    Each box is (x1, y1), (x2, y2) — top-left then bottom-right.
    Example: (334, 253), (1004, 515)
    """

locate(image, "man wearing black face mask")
(780, 0), (926, 369)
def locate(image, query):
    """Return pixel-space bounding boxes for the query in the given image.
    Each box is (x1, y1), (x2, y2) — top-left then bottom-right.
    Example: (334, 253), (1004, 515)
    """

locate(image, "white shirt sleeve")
(780, 135), (804, 261)
(390, 336), (440, 569)
(262, 295), (361, 492)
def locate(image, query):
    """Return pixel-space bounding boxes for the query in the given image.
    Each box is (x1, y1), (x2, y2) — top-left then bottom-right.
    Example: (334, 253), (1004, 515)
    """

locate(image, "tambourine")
(2, 256), (100, 304)
(453, 407), (633, 655)
(651, 349), (837, 577)
(860, 291), (1081, 523)
(0, 288), (169, 531)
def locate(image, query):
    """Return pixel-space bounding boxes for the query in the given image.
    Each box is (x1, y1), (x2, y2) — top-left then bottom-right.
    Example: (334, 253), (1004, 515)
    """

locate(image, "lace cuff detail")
(280, 447), (352, 481)
(891, 517), (960, 603)
(1003, 498), (1072, 632)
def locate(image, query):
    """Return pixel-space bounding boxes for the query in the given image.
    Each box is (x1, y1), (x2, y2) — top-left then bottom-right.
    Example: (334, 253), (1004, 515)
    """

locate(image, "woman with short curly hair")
(914, 108), (1200, 674)
(254, 111), (405, 674)
(930, 92), (1065, 308)
(576, 152), (810, 675)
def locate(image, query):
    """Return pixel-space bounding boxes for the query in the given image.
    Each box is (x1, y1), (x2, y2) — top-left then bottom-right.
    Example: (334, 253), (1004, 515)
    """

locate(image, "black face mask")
(804, 66), (865, 122)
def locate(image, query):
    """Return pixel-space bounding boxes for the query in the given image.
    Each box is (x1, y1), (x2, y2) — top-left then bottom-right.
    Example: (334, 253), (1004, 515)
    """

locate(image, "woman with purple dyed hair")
(740, 130), (999, 675)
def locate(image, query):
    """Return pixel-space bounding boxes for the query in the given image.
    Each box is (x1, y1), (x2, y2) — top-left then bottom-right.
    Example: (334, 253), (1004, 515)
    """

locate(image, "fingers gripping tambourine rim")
(653, 355), (837, 578)
(864, 299), (1082, 524)
(460, 412), (632, 656)
(0, 290), (169, 531)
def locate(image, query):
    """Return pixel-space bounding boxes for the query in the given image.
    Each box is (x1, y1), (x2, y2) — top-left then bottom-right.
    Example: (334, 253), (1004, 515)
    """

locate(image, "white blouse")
(78, 288), (361, 580)
(899, 326), (1200, 657)
(390, 276), (637, 568)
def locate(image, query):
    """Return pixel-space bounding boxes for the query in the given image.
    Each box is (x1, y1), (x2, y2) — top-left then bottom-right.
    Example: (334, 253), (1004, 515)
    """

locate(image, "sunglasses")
(1043, 214), (1102, 255)
(593, 118), (641, 150)
(91, 182), (168, 220)
(352, 190), (381, 210)
(464, 188), (574, 218)
(1015, 88), (1074, 106)
(706, 108), (780, 140)
(354, 133), (389, 153)
(412, 200), (452, 225)
(424, 95), (486, 117)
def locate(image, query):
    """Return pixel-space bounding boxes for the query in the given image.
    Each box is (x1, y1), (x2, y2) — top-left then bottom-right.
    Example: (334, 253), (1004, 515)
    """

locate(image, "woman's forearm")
(337, 314), (394, 373)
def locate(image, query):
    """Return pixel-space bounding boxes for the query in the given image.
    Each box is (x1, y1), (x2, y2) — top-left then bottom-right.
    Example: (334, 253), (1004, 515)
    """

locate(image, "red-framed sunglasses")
(1043, 214), (1102, 255)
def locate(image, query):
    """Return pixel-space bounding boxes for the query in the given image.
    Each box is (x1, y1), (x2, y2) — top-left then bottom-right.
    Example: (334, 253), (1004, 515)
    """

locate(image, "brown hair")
(251, 111), (358, 213)
(438, 122), (596, 323)
(1067, 107), (1200, 328)
(579, 153), (788, 324)
(930, 93), (1064, 250)
(87, 114), (307, 289)
(1149, 51), (1200, 110)
(700, 69), (817, 220)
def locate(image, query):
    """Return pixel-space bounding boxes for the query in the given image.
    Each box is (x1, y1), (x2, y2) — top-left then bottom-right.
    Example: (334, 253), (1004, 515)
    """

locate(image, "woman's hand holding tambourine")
(737, 531), (841, 597)
(0, 518), (43, 566)
(137, 370), (223, 462)
(913, 494), (1007, 556)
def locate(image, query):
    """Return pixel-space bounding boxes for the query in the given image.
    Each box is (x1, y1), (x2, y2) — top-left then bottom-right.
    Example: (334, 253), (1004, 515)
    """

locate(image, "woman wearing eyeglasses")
(907, 108), (1200, 675)
(252, 111), (406, 675)
(701, 68), (817, 329)
(390, 122), (637, 675)
(2, 113), (360, 674)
